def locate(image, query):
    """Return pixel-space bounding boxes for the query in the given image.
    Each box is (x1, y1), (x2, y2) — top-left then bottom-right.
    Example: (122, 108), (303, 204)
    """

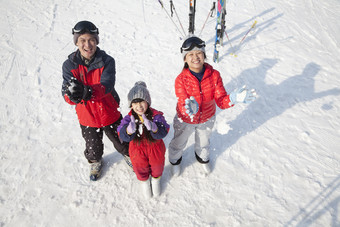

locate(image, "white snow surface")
(1, 0), (340, 226)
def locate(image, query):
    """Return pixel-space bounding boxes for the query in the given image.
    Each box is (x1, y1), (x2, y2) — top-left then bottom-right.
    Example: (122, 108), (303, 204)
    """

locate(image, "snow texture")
(0, 0), (339, 226)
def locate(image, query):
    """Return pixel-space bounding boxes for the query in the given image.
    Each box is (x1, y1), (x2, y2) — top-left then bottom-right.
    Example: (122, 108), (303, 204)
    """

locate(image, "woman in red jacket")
(168, 36), (256, 176)
(61, 21), (131, 181)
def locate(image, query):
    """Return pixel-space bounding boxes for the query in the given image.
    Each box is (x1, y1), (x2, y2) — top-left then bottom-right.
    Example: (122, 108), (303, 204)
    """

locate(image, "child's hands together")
(142, 114), (158, 133)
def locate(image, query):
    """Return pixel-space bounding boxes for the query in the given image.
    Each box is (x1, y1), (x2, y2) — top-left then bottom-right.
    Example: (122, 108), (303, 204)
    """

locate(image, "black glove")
(65, 78), (92, 103)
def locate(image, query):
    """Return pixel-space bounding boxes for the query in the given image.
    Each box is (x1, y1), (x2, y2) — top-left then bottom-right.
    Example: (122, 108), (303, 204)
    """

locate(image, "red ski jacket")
(175, 63), (234, 124)
(62, 49), (121, 128)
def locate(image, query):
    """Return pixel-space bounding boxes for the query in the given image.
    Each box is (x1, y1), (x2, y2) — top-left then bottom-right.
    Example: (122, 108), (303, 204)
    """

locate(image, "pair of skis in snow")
(157, 0), (257, 62)
(186, 0), (228, 62)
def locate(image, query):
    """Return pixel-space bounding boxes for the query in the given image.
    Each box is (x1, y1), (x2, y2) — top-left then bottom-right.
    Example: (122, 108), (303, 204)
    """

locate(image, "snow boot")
(141, 178), (152, 199)
(170, 157), (182, 177)
(151, 177), (161, 197)
(89, 160), (102, 181)
(202, 162), (211, 174)
(195, 153), (211, 174)
(171, 164), (181, 177)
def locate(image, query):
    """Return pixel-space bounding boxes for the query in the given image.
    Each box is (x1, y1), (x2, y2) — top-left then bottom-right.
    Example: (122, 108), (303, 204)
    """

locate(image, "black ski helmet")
(181, 36), (206, 59)
(72, 21), (99, 45)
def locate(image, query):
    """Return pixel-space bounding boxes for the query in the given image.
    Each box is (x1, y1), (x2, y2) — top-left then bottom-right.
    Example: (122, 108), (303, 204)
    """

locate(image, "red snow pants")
(129, 139), (166, 181)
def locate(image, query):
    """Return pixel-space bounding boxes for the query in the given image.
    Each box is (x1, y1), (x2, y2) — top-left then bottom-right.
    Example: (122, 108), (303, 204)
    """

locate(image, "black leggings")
(80, 116), (129, 162)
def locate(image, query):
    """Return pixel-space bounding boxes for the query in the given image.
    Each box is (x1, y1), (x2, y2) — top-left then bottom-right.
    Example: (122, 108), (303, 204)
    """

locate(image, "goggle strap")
(181, 43), (205, 53)
(72, 28), (99, 35)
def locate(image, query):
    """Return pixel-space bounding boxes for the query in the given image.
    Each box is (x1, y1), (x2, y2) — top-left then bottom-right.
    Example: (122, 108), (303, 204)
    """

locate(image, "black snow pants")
(80, 116), (129, 162)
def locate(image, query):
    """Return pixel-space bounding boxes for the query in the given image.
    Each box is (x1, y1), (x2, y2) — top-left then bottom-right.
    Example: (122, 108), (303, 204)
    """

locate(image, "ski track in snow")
(0, 0), (339, 226)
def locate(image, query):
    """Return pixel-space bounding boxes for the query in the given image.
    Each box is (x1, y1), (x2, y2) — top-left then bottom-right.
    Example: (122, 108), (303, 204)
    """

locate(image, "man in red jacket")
(168, 36), (256, 176)
(61, 21), (131, 181)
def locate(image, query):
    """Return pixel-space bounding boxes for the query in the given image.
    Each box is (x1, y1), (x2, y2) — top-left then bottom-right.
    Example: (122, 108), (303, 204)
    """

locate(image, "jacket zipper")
(189, 70), (205, 124)
(79, 65), (88, 105)
(198, 82), (203, 123)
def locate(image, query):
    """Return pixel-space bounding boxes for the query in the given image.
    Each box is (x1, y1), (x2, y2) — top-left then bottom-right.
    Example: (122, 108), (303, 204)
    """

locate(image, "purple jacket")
(118, 108), (169, 142)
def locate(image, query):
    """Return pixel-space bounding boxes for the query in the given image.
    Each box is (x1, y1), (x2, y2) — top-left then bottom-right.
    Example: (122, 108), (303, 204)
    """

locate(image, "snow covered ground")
(1, 0), (339, 226)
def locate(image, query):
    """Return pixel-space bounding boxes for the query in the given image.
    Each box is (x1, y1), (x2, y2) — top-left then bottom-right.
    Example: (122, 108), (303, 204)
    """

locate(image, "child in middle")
(118, 81), (170, 198)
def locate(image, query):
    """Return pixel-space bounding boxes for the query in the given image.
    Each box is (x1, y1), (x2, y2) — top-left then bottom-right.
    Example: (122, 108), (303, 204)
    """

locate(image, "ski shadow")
(206, 7), (277, 45)
(205, 7), (284, 61)
(285, 175), (340, 227)
(228, 8), (276, 34)
(221, 12), (284, 61)
(210, 59), (340, 168)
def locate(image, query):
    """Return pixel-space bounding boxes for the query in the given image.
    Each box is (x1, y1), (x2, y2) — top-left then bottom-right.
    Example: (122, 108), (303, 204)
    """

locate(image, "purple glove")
(127, 115), (136, 134)
(142, 114), (158, 132)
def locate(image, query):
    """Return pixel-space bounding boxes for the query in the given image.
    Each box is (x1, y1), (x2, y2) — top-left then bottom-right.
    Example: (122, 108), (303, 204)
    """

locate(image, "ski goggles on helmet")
(72, 21), (99, 35)
(180, 36), (206, 53)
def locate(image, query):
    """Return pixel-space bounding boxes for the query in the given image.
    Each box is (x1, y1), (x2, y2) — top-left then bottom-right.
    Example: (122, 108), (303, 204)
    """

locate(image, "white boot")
(202, 162), (211, 174)
(141, 178), (152, 199)
(171, 164), (181, 177)
(151, 177), (161, 197)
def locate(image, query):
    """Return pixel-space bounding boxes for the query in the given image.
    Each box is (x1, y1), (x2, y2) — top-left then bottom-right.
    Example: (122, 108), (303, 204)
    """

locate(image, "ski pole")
(229, 20), (257, 56)
(224, 30), (237, 57)
(238, 20), (257, 45)
(158, 0), (186, 38)
(170, 0), (186, 37)
(198, 2), (216, 37)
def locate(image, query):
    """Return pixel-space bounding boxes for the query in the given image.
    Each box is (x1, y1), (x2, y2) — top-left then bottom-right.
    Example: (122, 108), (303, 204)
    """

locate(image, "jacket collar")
(69, 47), (104, 67)
(184, 63), (213, 81)
(68, 47), (105, 70)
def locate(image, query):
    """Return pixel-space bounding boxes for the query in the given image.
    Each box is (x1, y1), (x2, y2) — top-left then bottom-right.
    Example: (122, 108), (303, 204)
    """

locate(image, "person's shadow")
(211, 59), (340, 164)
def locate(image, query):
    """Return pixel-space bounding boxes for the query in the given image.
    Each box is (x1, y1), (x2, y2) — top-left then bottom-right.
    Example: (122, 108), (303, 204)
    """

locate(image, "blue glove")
(184, 96), (199, 117)
(230, 85), (256, 105)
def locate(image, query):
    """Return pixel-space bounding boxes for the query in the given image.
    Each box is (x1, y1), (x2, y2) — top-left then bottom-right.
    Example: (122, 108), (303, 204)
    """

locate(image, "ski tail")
(213, 0), (227, 63)
(188, 0), (196, 34)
